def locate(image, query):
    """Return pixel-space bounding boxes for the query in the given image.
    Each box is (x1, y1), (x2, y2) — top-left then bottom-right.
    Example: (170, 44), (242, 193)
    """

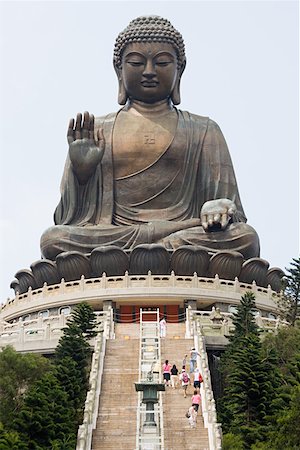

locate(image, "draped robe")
(40, 109), (259, 259)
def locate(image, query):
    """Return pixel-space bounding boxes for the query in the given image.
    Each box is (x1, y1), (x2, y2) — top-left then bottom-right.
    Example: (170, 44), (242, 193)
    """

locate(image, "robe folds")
(41, 109), (260, 259)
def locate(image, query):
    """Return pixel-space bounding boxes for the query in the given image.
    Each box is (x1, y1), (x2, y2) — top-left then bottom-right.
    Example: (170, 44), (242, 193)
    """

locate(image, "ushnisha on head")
(113, 15), (186, 105)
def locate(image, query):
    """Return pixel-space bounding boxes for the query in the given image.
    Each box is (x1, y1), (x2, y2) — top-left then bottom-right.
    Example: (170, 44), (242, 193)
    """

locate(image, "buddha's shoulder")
(94, 112), (118, 127)
(178, 110), (221, 130)
(94, 110), (222, 132)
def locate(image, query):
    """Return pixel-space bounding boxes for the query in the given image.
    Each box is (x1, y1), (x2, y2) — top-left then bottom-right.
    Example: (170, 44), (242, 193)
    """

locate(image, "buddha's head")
(114, 16), (186, 105)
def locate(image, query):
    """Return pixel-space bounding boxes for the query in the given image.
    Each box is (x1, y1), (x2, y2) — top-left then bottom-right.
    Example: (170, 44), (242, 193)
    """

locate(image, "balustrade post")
(102, 272), (107, 289)
(80, 275), (85, 291)
(147, 270), (152, 287)
(60, 278), (65, 294)
(192, 272), (198, 287)
(214, 274), (220, 289)
(252, 280), (257, 294)
(170, 270), (176, 287)
(124, 270), (129, 288)
(234, 276), (240, 292)
(45, 323), (51, 340)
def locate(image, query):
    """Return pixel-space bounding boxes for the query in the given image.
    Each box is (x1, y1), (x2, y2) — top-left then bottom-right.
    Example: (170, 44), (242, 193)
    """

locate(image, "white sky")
(0, 0), (299, 303)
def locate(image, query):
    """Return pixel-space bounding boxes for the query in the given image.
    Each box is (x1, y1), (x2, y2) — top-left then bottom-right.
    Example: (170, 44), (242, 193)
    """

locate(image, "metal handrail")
(135, 308), (164, 450)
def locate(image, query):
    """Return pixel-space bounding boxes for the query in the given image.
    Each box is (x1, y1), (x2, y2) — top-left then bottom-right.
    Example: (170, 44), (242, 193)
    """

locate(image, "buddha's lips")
(141, 81), (159, 87)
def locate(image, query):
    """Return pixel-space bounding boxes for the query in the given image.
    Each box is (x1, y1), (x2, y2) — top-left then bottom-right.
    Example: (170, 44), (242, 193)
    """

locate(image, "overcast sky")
(0, 0), (299, 303)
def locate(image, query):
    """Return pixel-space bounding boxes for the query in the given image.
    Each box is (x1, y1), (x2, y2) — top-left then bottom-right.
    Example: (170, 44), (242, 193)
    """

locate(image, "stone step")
(92, 335), (209, 449)
(92, 338), (139, 449)
(160, 338), (209, 449)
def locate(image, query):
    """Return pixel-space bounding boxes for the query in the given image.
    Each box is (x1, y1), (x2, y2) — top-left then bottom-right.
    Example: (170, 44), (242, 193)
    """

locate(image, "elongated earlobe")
(118, 79), (128, 105)
(171, 61), (186, 105)
(114, 62), (128, 105)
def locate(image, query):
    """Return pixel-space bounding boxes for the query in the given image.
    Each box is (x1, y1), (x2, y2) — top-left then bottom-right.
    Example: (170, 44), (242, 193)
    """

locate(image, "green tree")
(55, 302), (98, 425)
(54, 356), (86, 424)
(69, 302), (98, 338)
(248, 322), (300, 449)
(218, 292), (280, 449)
(262, 326), (300, 375)
(0, 422), (28, 450)
(276, 257), (300, 325)
(0, 346), (50, 426)
(13, 372), (76, 449)
(1, 303), (97, 447)
(222, 432), (244, 450)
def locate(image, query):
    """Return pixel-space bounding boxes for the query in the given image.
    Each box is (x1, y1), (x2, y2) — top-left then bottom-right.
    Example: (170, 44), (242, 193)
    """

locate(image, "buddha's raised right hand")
(68, 111), (105, 184)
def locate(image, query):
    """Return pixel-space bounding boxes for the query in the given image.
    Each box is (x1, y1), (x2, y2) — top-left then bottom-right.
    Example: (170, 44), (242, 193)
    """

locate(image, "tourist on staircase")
(193, 367), (203, 390)
(182, 353), (188, 369)
(159, 316), (167, 337)
(187, 405), (197, 429)
(179, 368), (190, 398)
(191, 389), (201, 415)
(162, 359), (172, 386)
(189, 347), (200, 375)
(170, 364), (179, 389)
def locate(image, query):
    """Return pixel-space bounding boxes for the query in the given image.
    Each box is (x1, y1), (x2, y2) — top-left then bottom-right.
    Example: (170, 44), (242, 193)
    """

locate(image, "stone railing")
(193, 318), (222, 450)
(0, 314), (68, 352)
(0, 310), (113, 353)
(76, 307), (113, 450)
(186, 308), (289, 340)
(1, 273), (280, 322)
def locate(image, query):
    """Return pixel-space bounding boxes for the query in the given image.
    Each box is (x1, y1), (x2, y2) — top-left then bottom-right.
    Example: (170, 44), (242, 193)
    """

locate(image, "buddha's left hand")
(200, 199), (237, 231)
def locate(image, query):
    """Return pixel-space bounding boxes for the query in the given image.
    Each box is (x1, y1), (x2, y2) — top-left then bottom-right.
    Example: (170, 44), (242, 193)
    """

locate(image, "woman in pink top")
(191, 389), (201, 413)
(162, 359), (172, 386)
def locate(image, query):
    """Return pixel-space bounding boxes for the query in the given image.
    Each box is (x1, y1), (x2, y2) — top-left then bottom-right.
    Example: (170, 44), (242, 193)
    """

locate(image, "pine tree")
(54, 356), (86, 424)
(218, 292), (280, 448)
(69, 302), (98, 338)
(250, 326), (300, 448)
(13, 372), (76, 449)
(0, 422), (28, 450)
(283, 257), (300, 325)
(55, 302), (98, 425)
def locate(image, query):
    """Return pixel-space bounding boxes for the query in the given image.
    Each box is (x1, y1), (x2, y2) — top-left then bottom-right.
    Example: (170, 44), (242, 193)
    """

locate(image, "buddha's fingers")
(82, 111), (90, 139)
(67, 118), (75, 144)
(97, 128), (105, 150)
(89, 114), (95, 140)
(201, 214), (208, 231)
(221, 213), (229, 230)
(213, 213), (221, 224)
(74, 113), (82, 140)
(207, 214), (214, 226)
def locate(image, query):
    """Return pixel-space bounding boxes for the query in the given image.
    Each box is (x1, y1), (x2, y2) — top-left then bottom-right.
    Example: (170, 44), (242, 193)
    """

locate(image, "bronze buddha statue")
(40, 15), (260, 261)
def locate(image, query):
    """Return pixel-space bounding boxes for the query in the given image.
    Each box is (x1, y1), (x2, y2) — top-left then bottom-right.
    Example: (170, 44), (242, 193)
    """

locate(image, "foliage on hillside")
(0, 302), (98, 450)
(276, 257), (300, 325)
(218, 292), (280, 448)
(218, 286), (300, 449)
(0, 347), (51, 427)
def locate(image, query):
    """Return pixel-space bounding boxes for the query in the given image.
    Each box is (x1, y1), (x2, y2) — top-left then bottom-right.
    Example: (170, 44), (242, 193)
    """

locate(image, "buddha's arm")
(68, 111), (105, 184)
(199, 119), (246, 231)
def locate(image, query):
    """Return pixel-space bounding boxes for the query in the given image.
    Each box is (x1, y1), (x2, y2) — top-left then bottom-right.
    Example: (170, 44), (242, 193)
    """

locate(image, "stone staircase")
(91, 322), (209, 449)
(114, 322), (140, 339)
(161, 324), (210, 450)
(92, 327), (139, 450)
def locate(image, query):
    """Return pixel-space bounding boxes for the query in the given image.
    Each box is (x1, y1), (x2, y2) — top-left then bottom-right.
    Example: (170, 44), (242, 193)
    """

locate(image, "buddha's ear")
(171, 60), (186, 106)
(113, 61), (128, 105)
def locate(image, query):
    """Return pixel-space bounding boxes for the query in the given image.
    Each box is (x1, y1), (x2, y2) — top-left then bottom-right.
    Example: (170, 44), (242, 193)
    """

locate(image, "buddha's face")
(121, 42), (178, 104)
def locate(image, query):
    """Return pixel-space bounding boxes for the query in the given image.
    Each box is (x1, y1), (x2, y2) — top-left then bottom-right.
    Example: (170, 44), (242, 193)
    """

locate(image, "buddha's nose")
(143, 61), (156, 78)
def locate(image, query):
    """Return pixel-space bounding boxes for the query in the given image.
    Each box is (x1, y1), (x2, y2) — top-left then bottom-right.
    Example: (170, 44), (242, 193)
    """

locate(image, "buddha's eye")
(127, 61), (144, 67)
(155, 61), (171, 67)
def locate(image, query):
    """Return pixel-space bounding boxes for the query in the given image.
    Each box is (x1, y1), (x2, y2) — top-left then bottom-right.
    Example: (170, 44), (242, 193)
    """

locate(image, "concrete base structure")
(0, 272), (284, 353)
